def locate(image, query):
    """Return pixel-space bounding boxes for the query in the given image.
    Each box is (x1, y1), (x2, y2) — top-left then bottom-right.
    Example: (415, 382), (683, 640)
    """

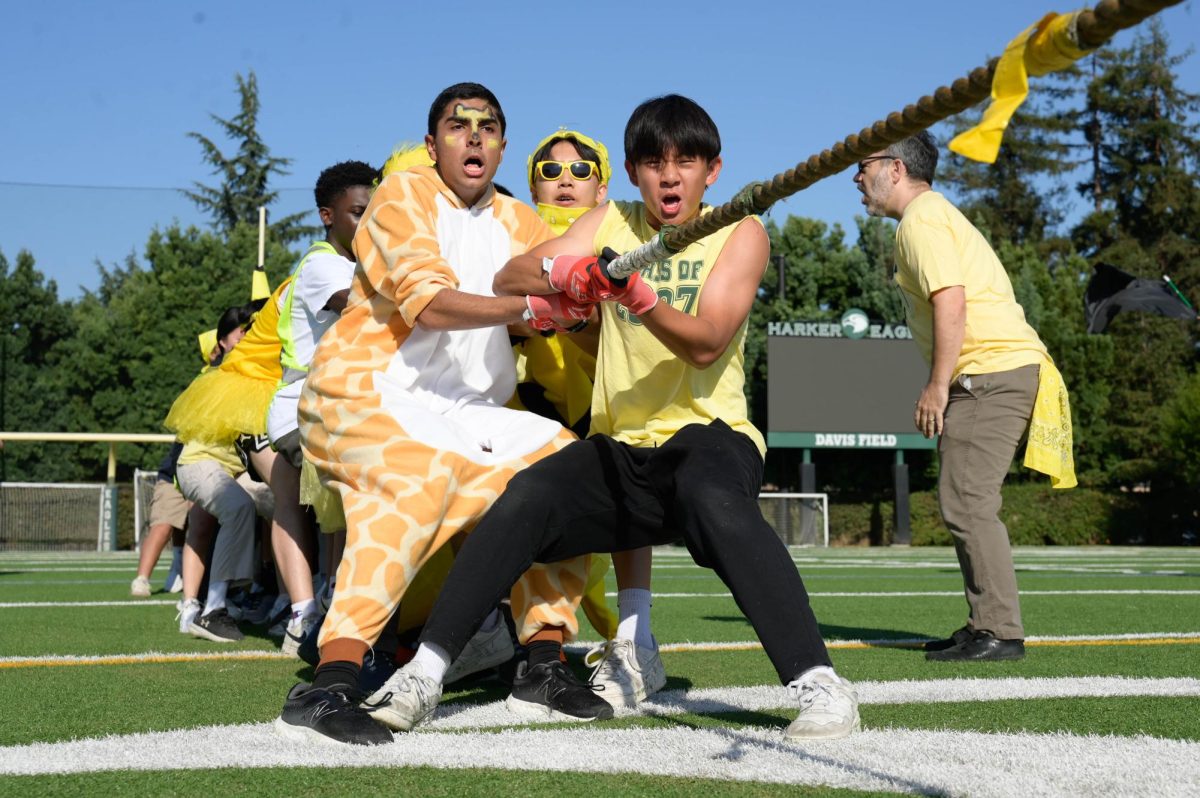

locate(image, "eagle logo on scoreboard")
(840, 308), (870, 339)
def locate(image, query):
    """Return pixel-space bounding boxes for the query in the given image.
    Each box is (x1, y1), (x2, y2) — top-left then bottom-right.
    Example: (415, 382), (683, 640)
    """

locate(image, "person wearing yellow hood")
(518, 130), (662, 703)
(511, 131), (628, 652)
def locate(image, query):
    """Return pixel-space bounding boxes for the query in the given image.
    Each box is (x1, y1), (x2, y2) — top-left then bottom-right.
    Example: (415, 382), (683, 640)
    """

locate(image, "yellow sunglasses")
(534, 160), (598, 182)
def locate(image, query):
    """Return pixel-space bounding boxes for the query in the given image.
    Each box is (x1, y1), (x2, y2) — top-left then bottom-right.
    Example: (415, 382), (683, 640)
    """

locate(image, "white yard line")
(428, 676), (1200, 728)
(3, 695), (1198, 797)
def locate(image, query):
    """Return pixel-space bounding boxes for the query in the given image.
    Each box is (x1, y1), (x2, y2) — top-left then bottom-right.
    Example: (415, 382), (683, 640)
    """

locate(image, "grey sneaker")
(784, 669), (860, 740)
(177, 598), (202, 634)
(444, 620), (514, 684)
(364, 662), (442, 731)
(190, 608), (244, 643)
(586, 639), (666, 708)
(130, 576), (152, 597)
(281, 612), (321, 657)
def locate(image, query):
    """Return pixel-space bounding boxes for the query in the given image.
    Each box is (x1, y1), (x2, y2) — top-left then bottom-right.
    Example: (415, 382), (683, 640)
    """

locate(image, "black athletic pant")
(419, 420), (832, 685)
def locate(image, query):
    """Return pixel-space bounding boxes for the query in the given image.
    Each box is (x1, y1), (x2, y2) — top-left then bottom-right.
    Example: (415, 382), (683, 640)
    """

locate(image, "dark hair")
(493, 182), (513, 198)
(314, 160), (378, 209)
(530, 137), (603, 172)
(426, 83), (506, 137)
(885, 131), (939, 186)
(216, 303), (254, 342)
(624, 94), (720, 164)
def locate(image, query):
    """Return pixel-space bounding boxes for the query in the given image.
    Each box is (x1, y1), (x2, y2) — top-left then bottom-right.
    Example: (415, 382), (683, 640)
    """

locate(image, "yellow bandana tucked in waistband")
(1024, 358), (1077, 488)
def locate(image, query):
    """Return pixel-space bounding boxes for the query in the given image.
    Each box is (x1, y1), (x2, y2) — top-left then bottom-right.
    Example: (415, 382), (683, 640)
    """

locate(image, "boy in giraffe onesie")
(275, 83), (599, 746)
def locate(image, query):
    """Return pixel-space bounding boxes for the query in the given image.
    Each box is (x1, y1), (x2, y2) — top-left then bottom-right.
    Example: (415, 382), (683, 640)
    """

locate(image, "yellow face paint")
(452, 103), (495, 138)
(486, 139), (500, 150)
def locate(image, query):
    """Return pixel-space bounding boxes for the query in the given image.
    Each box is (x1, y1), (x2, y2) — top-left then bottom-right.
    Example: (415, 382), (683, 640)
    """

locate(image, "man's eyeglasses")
(856, 155), (899, 175)
(535, 160), (598, 182)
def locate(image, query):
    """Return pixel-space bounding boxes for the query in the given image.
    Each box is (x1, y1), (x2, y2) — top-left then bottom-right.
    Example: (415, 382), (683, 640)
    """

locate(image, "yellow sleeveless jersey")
(590, 201), (765, 455)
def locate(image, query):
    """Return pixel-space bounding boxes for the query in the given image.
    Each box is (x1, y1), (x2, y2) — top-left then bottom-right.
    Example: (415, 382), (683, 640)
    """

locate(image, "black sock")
(312, 660), (361, 692)
(526, 641), (561, 668)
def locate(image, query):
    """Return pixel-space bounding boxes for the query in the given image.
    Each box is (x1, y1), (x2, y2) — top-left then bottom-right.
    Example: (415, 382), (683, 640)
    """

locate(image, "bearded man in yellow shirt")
(855, 131), (1074, 663)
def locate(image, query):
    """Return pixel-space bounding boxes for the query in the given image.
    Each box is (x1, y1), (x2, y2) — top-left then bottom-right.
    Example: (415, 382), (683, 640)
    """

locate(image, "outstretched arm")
(495, 204), (610, 297)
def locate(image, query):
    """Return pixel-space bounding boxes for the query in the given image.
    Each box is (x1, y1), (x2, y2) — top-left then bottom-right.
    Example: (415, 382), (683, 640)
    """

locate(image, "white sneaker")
(280, 613), (320, 657)
(167, 574), (183, 594)
(444, 621), (515, 684)
(784, 669), (860, 740)
(176, 598), (202, 634)
(585, 638), (667, 709)
(364, 662), (442, 731)
(130, 576), (152, 597)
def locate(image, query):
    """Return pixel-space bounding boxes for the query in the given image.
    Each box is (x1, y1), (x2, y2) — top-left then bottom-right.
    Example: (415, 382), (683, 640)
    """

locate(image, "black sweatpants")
(419, 420), (832, 685)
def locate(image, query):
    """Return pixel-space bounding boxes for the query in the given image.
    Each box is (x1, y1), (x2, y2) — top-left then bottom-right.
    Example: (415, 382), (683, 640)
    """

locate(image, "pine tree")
(183, 71), (317, 244)
(1068, 21), (1200, 487)
(938, 72), (1079, 249)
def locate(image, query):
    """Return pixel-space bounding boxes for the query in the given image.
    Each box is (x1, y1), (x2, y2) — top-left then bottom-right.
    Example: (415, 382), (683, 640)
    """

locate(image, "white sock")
(411, 642), (451, 684)
(616, 588), (655, 649)
(291, 598), (317, 620)
(478, 608), (501, 633)
(791, 665), (839, 687)
(204, 580), (228, 614)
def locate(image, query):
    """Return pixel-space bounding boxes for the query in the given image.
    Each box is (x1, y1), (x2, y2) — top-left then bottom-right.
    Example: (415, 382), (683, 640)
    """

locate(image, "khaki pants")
(176, 461), (274, 585)
(938, 363), (1039, 640)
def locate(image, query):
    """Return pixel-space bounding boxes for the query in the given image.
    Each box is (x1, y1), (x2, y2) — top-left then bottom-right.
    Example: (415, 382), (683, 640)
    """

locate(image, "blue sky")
(2, 0), (1197, 299)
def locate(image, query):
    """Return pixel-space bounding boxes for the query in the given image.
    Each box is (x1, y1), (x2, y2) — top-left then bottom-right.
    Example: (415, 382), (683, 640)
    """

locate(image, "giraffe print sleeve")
(354, 172), (460, 328)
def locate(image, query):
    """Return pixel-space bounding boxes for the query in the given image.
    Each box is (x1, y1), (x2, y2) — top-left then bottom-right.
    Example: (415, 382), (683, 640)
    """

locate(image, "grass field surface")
(1, 545), (1198, 796)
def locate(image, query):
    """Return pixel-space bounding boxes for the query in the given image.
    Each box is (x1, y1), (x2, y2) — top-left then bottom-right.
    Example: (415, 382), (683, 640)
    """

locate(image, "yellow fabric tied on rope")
(950, 11), (1093, 163)
(1024, 358), (1077, 489)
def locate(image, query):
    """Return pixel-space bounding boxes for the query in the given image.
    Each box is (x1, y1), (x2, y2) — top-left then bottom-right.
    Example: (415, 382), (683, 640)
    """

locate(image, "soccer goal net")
(0, 482), (108, 551)
(757, 492), (829, 547)
(133, 469), (159, 551)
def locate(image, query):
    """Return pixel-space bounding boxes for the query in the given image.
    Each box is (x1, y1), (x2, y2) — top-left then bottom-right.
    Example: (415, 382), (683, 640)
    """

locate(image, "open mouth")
(463, 155), (485, 178)
(659, 193), (683, 216)
(556, 192), (577, 204)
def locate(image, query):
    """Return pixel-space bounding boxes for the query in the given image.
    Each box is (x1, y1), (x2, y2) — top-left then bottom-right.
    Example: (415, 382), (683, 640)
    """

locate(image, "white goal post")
(757, 492), (829, 547)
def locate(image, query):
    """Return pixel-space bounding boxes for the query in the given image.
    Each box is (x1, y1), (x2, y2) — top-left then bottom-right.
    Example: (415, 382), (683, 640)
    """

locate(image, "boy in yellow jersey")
(274, 83), (601, 746)
(382, 95), (860, 740)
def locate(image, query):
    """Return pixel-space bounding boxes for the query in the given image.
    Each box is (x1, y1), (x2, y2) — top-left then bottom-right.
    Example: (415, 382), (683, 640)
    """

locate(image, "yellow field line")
(660, 636), (1200, 654)
(4, 634), (1199, 670)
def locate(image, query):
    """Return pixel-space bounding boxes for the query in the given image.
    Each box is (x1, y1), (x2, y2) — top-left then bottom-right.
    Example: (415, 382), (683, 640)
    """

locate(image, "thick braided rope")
(607, 0), (1180, 278)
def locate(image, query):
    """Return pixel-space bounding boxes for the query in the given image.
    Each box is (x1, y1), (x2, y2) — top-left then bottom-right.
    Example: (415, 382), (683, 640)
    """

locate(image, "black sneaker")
(505, 660), (614, 722)
(189, 608), (244, 642)
(924, 626), (972, 652)
(926, 630), (1025, 662)
(359, 646), (399, 695)
(274, 683), (393, 745)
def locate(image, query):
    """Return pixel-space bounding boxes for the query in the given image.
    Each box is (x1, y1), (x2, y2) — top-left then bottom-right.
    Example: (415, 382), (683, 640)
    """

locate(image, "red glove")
(544, 254), (624, 303)
(524, 293), (593, 332)
(612, 272), (659, 315)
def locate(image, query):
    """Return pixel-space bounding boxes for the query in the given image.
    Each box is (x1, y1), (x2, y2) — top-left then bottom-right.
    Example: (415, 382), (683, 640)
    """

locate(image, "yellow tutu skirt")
(164, 369), (277, 445)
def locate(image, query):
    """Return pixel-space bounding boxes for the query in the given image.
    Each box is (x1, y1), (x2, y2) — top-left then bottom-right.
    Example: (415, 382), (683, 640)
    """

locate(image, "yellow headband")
(527, 129), (611, 189)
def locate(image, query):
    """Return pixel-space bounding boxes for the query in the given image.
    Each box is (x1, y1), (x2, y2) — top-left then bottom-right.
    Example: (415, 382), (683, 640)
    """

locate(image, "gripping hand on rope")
(523, 292), (594, 333)
(544, 247), (658, 314)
